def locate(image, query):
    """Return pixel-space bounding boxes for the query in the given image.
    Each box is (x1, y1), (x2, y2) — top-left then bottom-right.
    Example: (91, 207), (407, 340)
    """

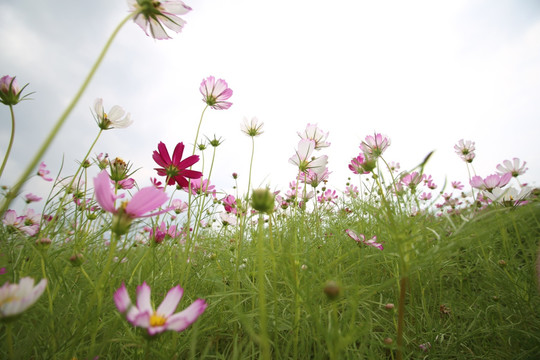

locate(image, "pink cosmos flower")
(451, 181), (464, 190)
(24, 193), (42, 203)
(127, 0), (192, 40)
(220, 212), (237, 226)
(37, 162), (53, 182)
(184, 178), (216, 198)
(222, 195), (237, 214)
(298, 123), (330, 150)
(344, 184), (359, 198)
(171, 199), (188, 214)
(0, 277), (47, 319)
(496, 158), (528, 177)
(0, 75), (31, 105)
(345, 229), (383, 250)
(401, 172), (425, 190)
(94, 170), (170, 234)
(200, 76), (233, 110)
(454, 139), (476, 163)
(289, 139), (328, 174)
(419, 192), (432, 201)
(470, 173), (512, 192)
(348, 154), (370, 175)
(114, 282), (207, 336)
(300, 168), (331, 188)
(360, 133), (390, 158)
(147, 222), (179, 243)
(153, 142), (202, 187)
(318, 189), (338, 204)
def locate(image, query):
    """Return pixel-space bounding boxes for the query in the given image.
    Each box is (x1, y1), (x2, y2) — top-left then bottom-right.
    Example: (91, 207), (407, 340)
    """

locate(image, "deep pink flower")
(94, 170), (170, 234)
(37, 162), (53, 182)
(153, 142), (202, 187)
(348, 154), (370, 175)
(127, 0), (192, 40)
(222, 195), (237, 214)
(200, 76), (233, 110)
(345, 229), (383, 250)
(114, 282), (207, 336)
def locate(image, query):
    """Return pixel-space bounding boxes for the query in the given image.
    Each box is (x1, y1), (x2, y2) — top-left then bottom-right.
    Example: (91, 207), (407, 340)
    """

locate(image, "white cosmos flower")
(0, 277), (47, 319)
(94, 98), (132, 130)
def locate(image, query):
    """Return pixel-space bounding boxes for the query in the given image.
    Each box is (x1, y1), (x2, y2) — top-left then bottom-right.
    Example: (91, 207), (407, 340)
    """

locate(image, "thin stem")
(396, 276), (408, 360)
(247, 136), (255, 199)
(0, 13), (133, 214)
(0, 105), (15, 180)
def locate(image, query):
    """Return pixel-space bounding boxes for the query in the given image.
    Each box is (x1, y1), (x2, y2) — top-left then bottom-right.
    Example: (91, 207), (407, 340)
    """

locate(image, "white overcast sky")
(1, 0), (539, 210)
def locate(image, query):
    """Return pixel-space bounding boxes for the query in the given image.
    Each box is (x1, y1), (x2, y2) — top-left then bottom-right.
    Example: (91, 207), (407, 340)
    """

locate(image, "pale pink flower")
(454, 139), (476, 163)
(298, 123), (330, 150)
(94, 170), (170, 234)
(496, 158), (528, 177)
(419, 192), (432, 201)
(220, 212), (237, 226)
(171, 199), (188, 214)
(318, 189), (338, 204)
(37, 162), (53, 182)
(289, 139), (328, 174)
(185, 178), (216, 198)
(401, 172), (425, 190)
(299, 168), (331, 188)
(114, 282), (207, 336)
(360, 133), (390, 158)
(24, 193), (42, 203)
(451, 181), (464, 190)
(127, 0), (192, 40)
(0, 277), (47, 319)
(484, 186), (532, 206)
(200, 76), (233, 110)
(241, 117), (264, 137)
(345, 229), (383, 250)
(344, 185), (359, 198)
(470, 173), (512, 192)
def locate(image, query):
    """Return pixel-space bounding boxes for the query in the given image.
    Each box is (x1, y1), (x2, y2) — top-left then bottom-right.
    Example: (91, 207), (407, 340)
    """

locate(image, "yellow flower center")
(149, 312), (167, 327)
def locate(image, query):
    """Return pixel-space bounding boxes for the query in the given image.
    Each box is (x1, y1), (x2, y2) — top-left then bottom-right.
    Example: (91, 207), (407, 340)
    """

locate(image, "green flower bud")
(251, 188), (275, 214)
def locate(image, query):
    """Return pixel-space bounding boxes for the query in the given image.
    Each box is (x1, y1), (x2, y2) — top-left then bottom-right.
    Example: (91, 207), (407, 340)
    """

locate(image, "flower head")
(200, 76), (233, 110)
(241, 117), (264, 137)
(0, 75), (32, 106)
(93, 98), (132, 130)
(345, 229), (383, 250)
(470, 173), (512, 192)
(37, 162), (53, 182)
(94, 170), (170, 235)
(153, 142), (202, 187)
(298, 123), (330, 150)
(360, 133), (390, 158)
(496, 158), (528, 177)
(114, 282), (207, 336)
(289, 139), (328, 174)
(454, 139), (476, 163)
(348, 154), (371, 174)
(0, 277), (47, 319)
(128, 0), (192, 40)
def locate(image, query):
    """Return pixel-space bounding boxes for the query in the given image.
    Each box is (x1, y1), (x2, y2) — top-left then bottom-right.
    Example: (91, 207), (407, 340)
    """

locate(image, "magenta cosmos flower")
(114, 282), (207, 336)
(200, 76), (233, 110)
(127, 0), (192, 40)
(153, 142), (202, 187)
(94, 170), (170, 234)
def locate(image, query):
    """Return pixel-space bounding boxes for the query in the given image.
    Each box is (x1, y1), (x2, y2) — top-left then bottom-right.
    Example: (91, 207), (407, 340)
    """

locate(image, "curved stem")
(0, 105), (15, 180)
(0, 13), (133, 214)
(192, 105), (208, 155)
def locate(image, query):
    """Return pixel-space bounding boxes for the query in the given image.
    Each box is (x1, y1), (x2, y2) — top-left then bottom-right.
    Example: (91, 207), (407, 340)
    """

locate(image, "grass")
(1, 182), (539, 359)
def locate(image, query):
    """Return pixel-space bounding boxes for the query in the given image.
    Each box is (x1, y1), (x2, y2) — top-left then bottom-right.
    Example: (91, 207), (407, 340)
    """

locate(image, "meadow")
(1, 1), (540, 359)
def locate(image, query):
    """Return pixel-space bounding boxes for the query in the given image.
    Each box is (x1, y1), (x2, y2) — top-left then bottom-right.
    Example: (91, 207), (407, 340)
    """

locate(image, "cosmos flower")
(289, 139), (328, 174)
(454, 139), (476, 163)
(241, 117), (264, 137)
(200, 76), (233, 110)
(0, 277), (47, 319)
(298, 123), (330, 150)
(37, 162), (53, 182)
(153, 142), (202, 187)
(128, 0), (192, 40)
(94, 170), (170, 235)
(496, 158), (528, 177)
(345, 229), (383, 250)
(470, 173), (512, 192)
(360, 133), (391, 158)
(114, 282), (207, 336)
(93, 98), (132, 130)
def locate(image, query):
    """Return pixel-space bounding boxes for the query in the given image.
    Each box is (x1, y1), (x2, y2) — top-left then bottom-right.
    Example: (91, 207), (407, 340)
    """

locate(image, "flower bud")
(323, 280), (341, 300)
(69, 253), (84, 267)
(0, 75), (31, 106)
(251, 188), (275, 214)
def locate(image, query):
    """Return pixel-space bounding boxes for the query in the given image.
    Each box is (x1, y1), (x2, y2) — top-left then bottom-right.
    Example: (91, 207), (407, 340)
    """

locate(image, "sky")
(1, 0), (539, 211)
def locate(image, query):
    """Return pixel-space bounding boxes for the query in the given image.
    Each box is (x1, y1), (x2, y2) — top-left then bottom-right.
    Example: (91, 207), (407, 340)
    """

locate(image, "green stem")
(396, 276), (408, 360)
(0, 105), (15, 180)
(247, 136), (255, 199)
(0, 13), (133, 214)
(257, 213), (271, 359)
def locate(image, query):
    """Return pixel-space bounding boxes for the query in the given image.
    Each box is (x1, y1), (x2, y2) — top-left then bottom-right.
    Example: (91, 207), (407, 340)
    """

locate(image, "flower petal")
(156, 285), (183, 317)
(166, 298), (208, 332)
(126, 187), (168, 217)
